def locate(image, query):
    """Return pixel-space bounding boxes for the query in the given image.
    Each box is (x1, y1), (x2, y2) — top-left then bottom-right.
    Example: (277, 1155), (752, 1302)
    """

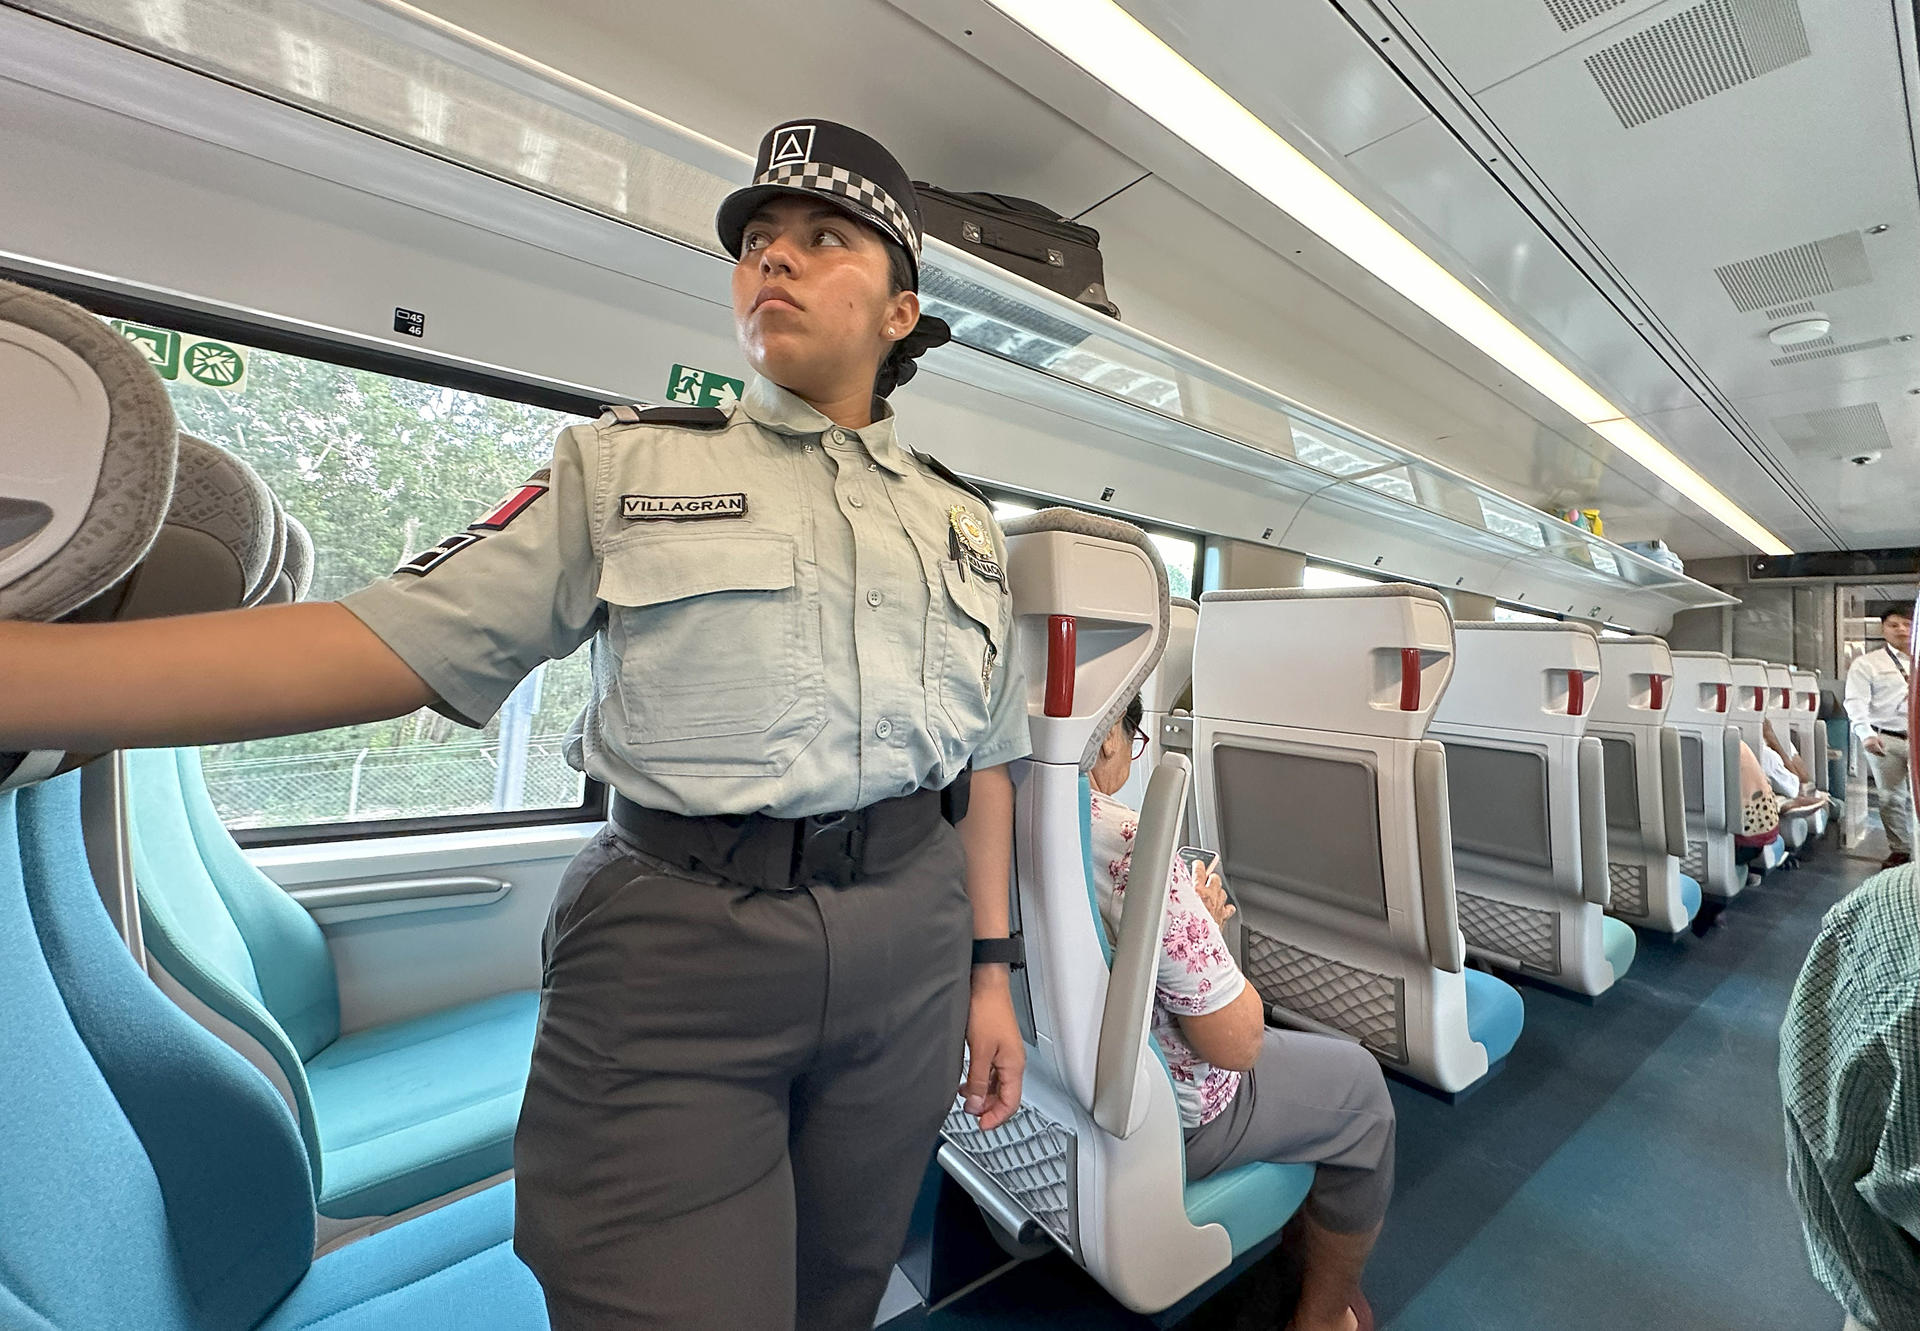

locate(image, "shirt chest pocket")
(599, 533), (824, 772)
(935, 560), (1007, 742)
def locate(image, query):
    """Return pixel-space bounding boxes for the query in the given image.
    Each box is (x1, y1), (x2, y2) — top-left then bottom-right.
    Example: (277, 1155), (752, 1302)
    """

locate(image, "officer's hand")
(1866, 734), (1887, 756)
(961, 972), (1025, 1131)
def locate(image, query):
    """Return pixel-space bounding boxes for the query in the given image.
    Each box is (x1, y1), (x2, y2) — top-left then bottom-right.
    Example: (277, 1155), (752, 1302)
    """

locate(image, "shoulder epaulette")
(598, 403), (731, 430)
(913, 449), (991, 507)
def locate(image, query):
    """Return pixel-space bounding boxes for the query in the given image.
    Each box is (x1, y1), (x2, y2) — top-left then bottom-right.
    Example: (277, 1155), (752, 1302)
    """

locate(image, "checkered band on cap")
(757, 160), (920, 258)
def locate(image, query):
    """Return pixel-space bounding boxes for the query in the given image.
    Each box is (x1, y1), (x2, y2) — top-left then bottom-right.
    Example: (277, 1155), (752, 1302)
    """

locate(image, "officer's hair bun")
(876, 314), (951, 398)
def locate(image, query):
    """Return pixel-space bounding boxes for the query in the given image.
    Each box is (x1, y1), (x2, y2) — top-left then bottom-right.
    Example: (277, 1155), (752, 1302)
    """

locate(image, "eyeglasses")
(1130, 730), (1150, 761)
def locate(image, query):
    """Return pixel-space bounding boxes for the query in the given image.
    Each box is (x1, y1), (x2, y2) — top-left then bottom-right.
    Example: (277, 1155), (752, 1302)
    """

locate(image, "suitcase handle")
(958, 219), (1065, 268)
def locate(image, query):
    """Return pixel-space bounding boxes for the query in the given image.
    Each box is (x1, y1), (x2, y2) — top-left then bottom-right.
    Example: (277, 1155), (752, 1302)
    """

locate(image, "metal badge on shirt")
(622, 493), (749, 521)
(947, 505), (1003, 584)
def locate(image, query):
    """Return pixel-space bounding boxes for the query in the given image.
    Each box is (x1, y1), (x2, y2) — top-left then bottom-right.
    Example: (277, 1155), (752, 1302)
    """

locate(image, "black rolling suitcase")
(912, 184), (1121, 319)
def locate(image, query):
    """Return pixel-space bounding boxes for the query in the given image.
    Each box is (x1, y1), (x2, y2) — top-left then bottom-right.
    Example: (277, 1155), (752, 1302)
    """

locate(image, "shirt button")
(867, 462), (879, 472)
(848, 494), (864, 509)
(875, 718), (893, 738)
(867, 589), (884, 607)
(804, 444), (815, 454)
(831, 429), (850, 444)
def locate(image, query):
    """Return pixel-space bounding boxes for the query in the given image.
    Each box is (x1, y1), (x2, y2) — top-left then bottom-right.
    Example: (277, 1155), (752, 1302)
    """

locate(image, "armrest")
(1577, 737), (1610, 906)
(1721, 726), (1744, 833)
(1412, 740), (1463, 973)
(1658, 726), (1687, 858)
(292, 875), (510, 925)
(1092, 753), (1189, 1139)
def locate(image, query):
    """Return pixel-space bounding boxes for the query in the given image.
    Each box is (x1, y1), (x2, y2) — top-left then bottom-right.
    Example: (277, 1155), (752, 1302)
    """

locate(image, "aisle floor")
(927, 845), (1877, 1331)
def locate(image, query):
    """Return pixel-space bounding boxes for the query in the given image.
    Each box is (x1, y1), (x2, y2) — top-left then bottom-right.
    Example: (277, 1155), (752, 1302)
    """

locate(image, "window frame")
(28, 276), (614, 844)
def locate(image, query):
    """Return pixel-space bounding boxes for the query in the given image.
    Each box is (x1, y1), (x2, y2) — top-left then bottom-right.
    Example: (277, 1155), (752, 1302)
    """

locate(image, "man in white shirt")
(1845, 606), (1913, 868)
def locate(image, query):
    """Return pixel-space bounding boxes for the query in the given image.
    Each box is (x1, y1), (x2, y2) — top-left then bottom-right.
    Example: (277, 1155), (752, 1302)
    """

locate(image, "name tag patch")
(622, 493), (749, 521)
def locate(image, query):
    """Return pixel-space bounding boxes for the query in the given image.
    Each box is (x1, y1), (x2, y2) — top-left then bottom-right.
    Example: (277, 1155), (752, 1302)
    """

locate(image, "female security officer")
(1, 120), (1031, 1330)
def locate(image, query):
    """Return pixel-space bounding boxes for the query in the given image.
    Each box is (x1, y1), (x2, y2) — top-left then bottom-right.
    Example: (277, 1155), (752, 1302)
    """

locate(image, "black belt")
(609, 771), (968, 892)
(1877, 728), (1907, 740)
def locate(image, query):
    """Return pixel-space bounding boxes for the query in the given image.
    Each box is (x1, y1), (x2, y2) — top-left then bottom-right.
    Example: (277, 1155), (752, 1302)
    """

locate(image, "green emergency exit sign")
(666, 363), (744, 409)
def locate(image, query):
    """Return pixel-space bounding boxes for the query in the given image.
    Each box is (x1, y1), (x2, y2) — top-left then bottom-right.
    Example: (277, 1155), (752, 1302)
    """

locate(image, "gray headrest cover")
(0, 279), (178, 620)
(281, 514), (314, 601)
(248, 489), (289, 608)
(114, 434), (277, 620)
(1000, 506), (1170, 773)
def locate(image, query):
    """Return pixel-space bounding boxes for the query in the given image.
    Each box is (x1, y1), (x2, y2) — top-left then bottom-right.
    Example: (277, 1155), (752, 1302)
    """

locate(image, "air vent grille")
(1769, 337), (1890, 366)
(1547, 0), (1631, 30)
(1715, 232), (1871, 312)
(1586, 0), (1810, 129)
(1771, 404), (1892, 457)
(1765, 300), (1818, 320)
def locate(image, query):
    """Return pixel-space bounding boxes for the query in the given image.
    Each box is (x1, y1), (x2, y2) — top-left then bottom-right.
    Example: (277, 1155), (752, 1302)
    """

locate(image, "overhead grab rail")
(1092, 753), (1190, 1139)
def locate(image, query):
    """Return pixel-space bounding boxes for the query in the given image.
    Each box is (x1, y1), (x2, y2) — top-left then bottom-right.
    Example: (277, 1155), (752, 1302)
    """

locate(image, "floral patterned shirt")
(1088, 791), (1246, 1129)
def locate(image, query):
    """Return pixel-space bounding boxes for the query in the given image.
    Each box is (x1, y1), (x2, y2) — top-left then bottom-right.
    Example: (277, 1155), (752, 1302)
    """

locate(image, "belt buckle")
(795, 810), (867, 887)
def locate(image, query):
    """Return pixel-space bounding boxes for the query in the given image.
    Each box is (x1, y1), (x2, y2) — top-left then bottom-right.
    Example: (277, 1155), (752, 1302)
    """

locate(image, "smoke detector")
(1769, 316), (1833, 347)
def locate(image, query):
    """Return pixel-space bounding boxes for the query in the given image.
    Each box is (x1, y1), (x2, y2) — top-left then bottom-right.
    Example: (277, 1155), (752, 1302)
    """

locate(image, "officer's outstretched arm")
(0, 602), (435, 752)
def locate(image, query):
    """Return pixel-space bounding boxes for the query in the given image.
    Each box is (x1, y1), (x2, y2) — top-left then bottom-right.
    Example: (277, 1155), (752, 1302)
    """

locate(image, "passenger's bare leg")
(1285, 1216), (1380, 1331)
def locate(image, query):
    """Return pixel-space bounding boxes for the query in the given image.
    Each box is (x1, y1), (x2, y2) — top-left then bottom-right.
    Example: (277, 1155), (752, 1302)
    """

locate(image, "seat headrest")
(1668, 651), (1735, 723)
(1140, 598), (1199, 715)
(1193, 583), (1454, 738)
(67, 434), (279, 624)
(1728, 658), (1770, 717)
(1787, 669), (1820, 717)
(1593, 634), (1675, 724)
(1001, 507), (1169, 771)
(1763, 663), (1793, 717)
(1434, 621), (1602, 734)
(0, 279), (178, 621)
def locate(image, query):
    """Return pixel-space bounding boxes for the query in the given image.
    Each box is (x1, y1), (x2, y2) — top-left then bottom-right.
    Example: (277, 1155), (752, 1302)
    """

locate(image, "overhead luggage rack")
(10, 0), (1736, 624)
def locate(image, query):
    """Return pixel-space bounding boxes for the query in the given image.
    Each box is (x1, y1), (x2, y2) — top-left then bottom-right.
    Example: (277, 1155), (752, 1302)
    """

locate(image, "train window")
(1493, 604), (1558, 623)
(145, 324), (596, 835)
(1303, 564), (1387, 589)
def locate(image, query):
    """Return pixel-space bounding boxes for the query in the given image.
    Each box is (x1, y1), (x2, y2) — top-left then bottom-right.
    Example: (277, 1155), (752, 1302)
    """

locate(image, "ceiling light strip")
(984, 0), (1792, 556)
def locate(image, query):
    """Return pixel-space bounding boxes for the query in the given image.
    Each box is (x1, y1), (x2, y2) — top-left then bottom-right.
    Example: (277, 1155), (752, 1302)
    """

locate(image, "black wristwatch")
(971, 935), (1025, 968)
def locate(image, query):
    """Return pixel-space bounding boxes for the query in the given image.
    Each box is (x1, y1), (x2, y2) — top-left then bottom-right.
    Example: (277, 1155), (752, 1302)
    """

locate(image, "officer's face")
(1886, 613), (1912, 655)
(734, 198), (917, 399)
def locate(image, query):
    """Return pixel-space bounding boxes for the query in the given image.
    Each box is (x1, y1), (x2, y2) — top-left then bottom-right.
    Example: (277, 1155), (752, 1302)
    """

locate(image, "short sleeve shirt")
(1087, 791), (1246, 1129)
(339, 374), (1031, 819)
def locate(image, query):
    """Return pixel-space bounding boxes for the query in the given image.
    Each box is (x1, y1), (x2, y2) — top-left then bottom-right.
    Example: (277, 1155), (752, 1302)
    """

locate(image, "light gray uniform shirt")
(1845, 646), (1911, 734)
(341, 374), (1031, 819)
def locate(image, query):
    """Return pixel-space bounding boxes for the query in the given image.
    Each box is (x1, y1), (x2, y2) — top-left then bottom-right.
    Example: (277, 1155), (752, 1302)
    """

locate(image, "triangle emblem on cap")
(769, 124), (815, 167)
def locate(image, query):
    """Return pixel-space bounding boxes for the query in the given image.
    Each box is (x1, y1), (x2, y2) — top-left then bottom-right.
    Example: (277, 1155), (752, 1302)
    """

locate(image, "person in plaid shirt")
(1782, 598), (1920, 1331)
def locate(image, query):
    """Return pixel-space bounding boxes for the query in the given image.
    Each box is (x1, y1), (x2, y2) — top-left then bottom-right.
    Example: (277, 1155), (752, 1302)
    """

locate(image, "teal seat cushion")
(1184, 1160), (1315, 1258)
(1601, 916), (1637, 985)
(259, 1181), (546, 1330)
(1462, 969), (1524, 1065)
(309, 992), (539, 1218)
(1679, 874), (1702, 922)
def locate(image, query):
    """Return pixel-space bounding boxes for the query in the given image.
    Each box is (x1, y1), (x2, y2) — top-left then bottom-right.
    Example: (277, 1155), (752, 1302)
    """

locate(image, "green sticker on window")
(666, 363), (744, 409)
(112, 321), (180, 379)
(110, 321), (247, 390)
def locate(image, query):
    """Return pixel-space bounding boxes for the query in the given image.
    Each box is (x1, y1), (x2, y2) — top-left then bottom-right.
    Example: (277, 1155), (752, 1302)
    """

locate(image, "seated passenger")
(1760, 722), (1830, 817)
(1088, 696), (1394, 1331)
(1780, 860), (1920, 1330)
(1735, 740), (1783, 873)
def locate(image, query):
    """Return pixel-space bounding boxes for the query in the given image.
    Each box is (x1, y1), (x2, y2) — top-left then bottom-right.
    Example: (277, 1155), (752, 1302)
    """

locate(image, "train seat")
(1589, 636), (1700, 935)
(1428, 623), (1634, 997)
(0, 273), (546, 1329)
(1115, 595), (1198, 812)
(1765, 663), (1824, 845)
(126, 745), (538, 1223)
(936, 510), (1311, 1315)
(1731, 658), (1798, 860)
(87, 429), (539, 1225)
(1190, 585), (1522, 1093)
(5, 772), (548, 1331)
(1667, 652), (1745, 900)
(1788, 668), (1830, 836)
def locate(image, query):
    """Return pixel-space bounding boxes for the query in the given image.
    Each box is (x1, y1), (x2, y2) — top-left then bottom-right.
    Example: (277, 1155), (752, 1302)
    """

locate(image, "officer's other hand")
(1866, 734), (1887, 756)
(961, 975), (1025, 1131)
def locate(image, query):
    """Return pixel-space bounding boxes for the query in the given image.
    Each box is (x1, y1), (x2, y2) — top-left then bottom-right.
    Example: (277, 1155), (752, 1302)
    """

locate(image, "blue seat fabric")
(1679, 874), (1702, 923)
(1601, 916), (1637, 985)
(1462, 968), (1525, 1066)
(259, 1182), (545, 1331)
(2, 773), (546, 1331)
(127, 747), (539, 1218)
(311, 992), (538, 1217)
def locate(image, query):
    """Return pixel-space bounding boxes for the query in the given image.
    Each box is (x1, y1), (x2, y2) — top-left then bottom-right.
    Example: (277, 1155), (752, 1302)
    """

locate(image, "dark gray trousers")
(1183, 1026), (1396, 1234)
(514, 822), (974, 1330)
